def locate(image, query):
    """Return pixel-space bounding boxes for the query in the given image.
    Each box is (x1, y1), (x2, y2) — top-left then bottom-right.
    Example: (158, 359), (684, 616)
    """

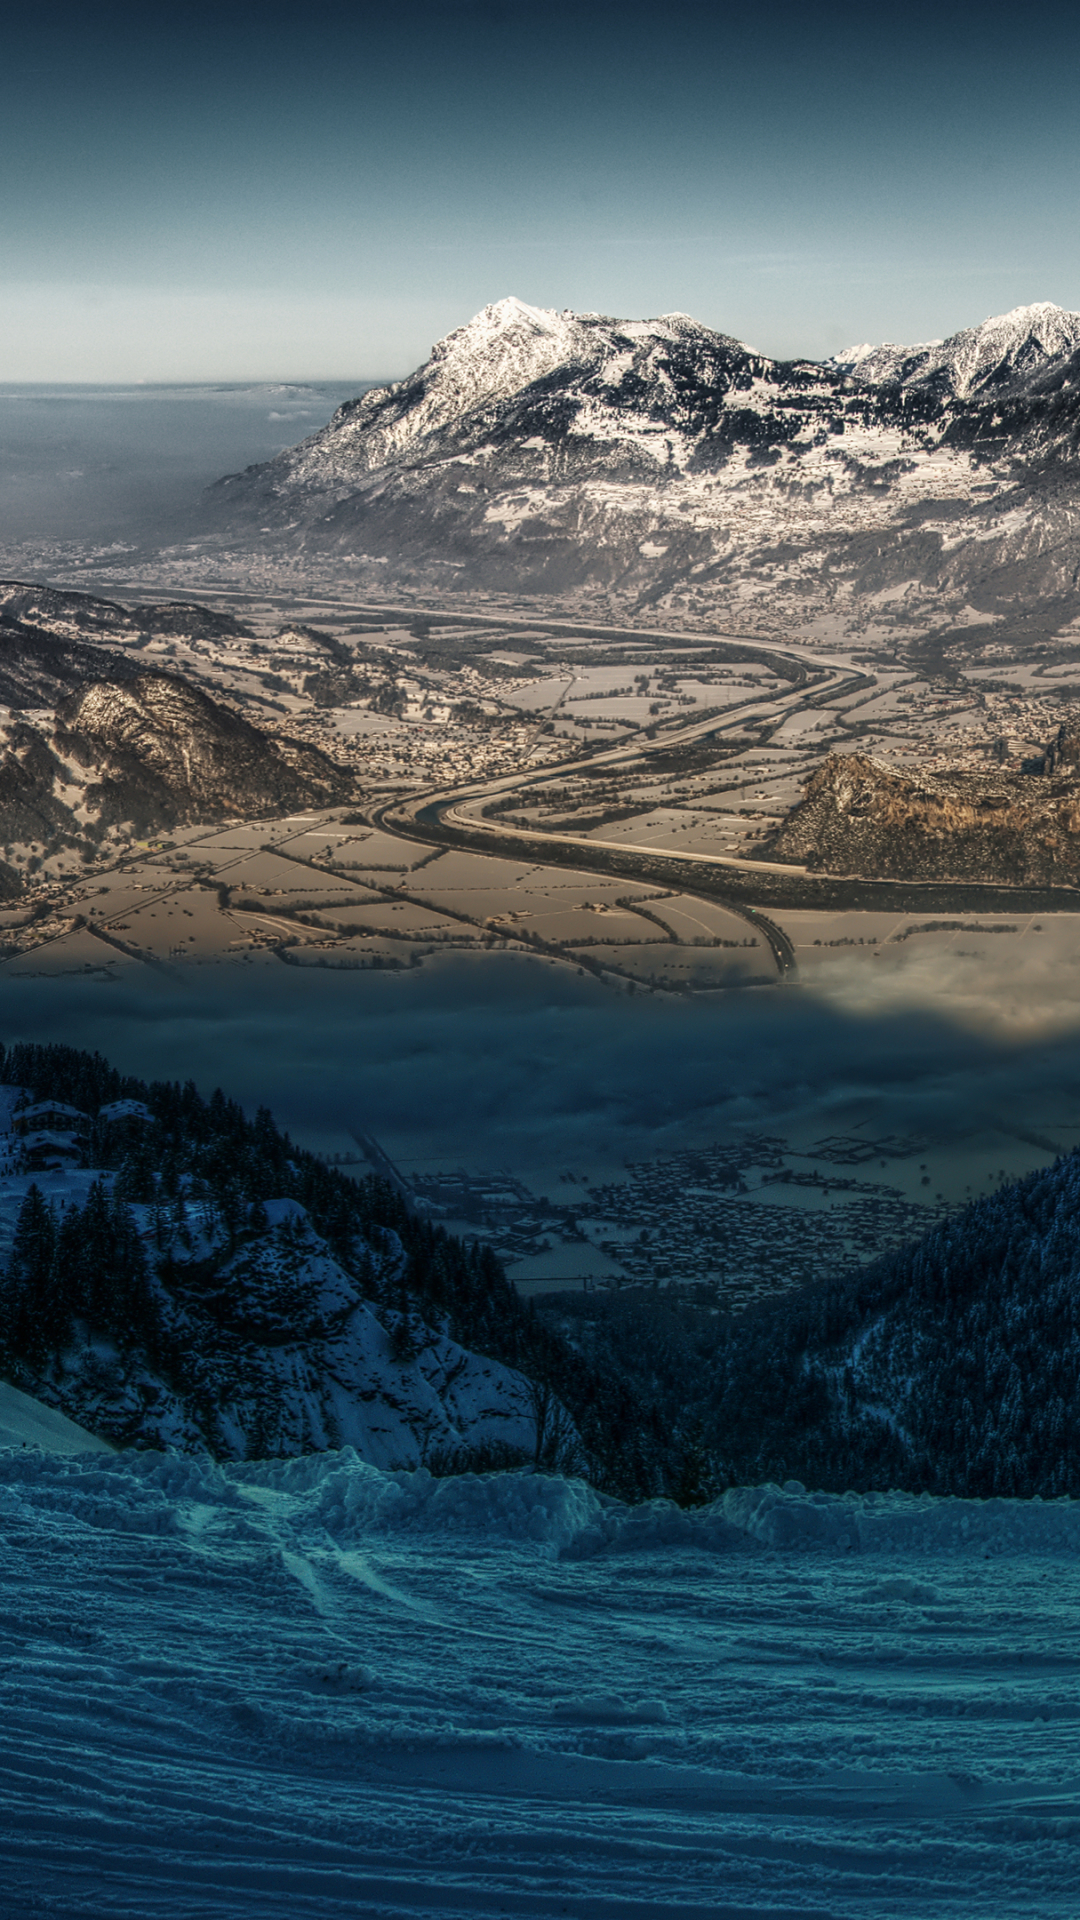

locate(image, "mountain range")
(202, 295), (1080, 627)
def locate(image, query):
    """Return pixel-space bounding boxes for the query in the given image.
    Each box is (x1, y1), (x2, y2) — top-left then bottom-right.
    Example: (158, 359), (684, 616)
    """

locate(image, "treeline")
(4, 1179), (151, 1368)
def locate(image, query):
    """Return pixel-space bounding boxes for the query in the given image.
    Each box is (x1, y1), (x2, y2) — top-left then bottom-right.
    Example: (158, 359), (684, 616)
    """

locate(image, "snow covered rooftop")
(14, 1100), (89, 1133)
(97, 1100), (153, 1124)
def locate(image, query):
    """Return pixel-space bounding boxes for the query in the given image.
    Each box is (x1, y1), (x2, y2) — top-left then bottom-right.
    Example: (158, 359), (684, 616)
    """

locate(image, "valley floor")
(2, 1440), (1078, 1917)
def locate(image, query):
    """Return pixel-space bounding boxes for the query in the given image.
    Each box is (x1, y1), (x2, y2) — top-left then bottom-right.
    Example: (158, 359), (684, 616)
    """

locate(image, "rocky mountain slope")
(0, 1043), (588, 1471)
(764, 749), (1080, 885)
(201, 295), (1080, 621)
(0, 613), (352, 876)
(55, 672), (350, 829)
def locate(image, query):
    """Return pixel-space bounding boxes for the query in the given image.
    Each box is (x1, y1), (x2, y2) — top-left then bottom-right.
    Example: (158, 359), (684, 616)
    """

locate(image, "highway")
(381, 794), (801, 977)
(367, 654), (846, 979)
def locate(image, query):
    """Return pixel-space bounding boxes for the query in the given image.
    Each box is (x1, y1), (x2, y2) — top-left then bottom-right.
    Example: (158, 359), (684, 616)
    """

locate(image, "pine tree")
(4, 1185), (60, 1365)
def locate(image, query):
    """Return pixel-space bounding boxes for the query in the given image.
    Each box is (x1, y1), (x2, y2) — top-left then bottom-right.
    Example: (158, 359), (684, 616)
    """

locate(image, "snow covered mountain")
(202, 295), (1080, 622)
(830, 301), (1080, 397)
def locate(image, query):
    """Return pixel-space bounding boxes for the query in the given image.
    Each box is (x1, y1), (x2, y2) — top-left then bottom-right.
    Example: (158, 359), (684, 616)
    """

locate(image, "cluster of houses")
(9, 1099), (152, 1174)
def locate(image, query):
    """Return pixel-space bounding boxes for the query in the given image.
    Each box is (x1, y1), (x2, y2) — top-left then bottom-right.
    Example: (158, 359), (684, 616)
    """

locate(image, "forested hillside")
(4, 1039), (1078, 1502)
(549, 1150), (1080, 1500)
(0, 1042), (657, 1491)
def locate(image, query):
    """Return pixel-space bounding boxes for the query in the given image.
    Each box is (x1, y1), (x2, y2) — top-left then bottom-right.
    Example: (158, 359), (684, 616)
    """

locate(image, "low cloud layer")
(4, 949), (1080, 1183)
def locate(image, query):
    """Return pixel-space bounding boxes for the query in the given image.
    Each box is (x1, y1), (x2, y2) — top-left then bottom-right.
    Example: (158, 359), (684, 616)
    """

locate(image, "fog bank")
(3, 954), (1078, 1185)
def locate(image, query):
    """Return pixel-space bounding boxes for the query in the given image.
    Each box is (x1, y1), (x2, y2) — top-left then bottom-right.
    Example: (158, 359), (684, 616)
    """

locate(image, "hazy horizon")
(0, 381), (365, 544)
(3, 286), (1078, 390)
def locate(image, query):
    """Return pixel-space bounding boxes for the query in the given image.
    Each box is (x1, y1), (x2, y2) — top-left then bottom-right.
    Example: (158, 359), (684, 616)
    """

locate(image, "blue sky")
(4, 0), (1080, 380)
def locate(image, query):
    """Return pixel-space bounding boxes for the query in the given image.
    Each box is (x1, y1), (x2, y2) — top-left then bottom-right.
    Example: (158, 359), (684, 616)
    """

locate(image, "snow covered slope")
(202, 295), (1080, 623)
(0, 1378), (112, 1453)
(2, 1446), (1078, 1917)
(4, 1183), (540, 1466)
(332, 297), (612, 466)
(0, 1047), (554, 1471)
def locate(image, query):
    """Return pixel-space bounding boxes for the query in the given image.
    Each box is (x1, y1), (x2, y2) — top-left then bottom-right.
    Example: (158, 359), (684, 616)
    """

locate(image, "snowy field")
(2, 1436), (1080, 1917)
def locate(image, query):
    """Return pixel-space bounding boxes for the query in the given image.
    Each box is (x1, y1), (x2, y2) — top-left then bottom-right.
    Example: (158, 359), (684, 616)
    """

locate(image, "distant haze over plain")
(5, 1), (1080, 381)
(0, 384), (365, 543)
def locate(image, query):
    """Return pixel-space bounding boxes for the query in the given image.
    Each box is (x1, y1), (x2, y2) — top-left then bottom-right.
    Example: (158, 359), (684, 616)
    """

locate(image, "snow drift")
(1, 1439), (1078, 1917)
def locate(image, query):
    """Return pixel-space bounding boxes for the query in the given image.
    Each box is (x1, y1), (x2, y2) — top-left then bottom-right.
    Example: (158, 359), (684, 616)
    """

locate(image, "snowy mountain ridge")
(397, 294), (1080, 437)
(204, 293), (1080, 623)
(287, 294), (749, 479)
(432, 295), (1080, 412)
(577, 1133), (1080, 1500)
(829, 300), (1080, 397)
(226, 290), (1080, 490)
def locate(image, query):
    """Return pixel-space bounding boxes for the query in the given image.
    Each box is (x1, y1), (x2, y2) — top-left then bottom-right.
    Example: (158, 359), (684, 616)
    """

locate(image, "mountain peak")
(831, 300), (1080, 395)
(324, 298), (601, 463)
(460, 295), (570, 335)
(431, 295), (592, 381)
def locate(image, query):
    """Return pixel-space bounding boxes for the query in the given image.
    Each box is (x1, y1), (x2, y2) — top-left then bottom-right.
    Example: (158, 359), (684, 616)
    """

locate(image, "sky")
(4, 0), (1080, 380)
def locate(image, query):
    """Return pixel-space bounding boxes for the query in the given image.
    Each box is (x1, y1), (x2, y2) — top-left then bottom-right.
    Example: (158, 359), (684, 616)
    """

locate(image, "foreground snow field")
(2, 1441), (1079, 1918)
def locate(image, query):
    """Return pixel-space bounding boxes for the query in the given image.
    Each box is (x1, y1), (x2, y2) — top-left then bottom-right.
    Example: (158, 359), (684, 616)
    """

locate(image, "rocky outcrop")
(56, 673), (352, 830)
(765, 752), (1080, 886)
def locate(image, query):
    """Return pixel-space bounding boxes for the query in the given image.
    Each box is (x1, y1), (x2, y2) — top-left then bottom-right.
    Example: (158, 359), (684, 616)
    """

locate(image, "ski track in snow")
(2, 1447), (1079, 1918)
